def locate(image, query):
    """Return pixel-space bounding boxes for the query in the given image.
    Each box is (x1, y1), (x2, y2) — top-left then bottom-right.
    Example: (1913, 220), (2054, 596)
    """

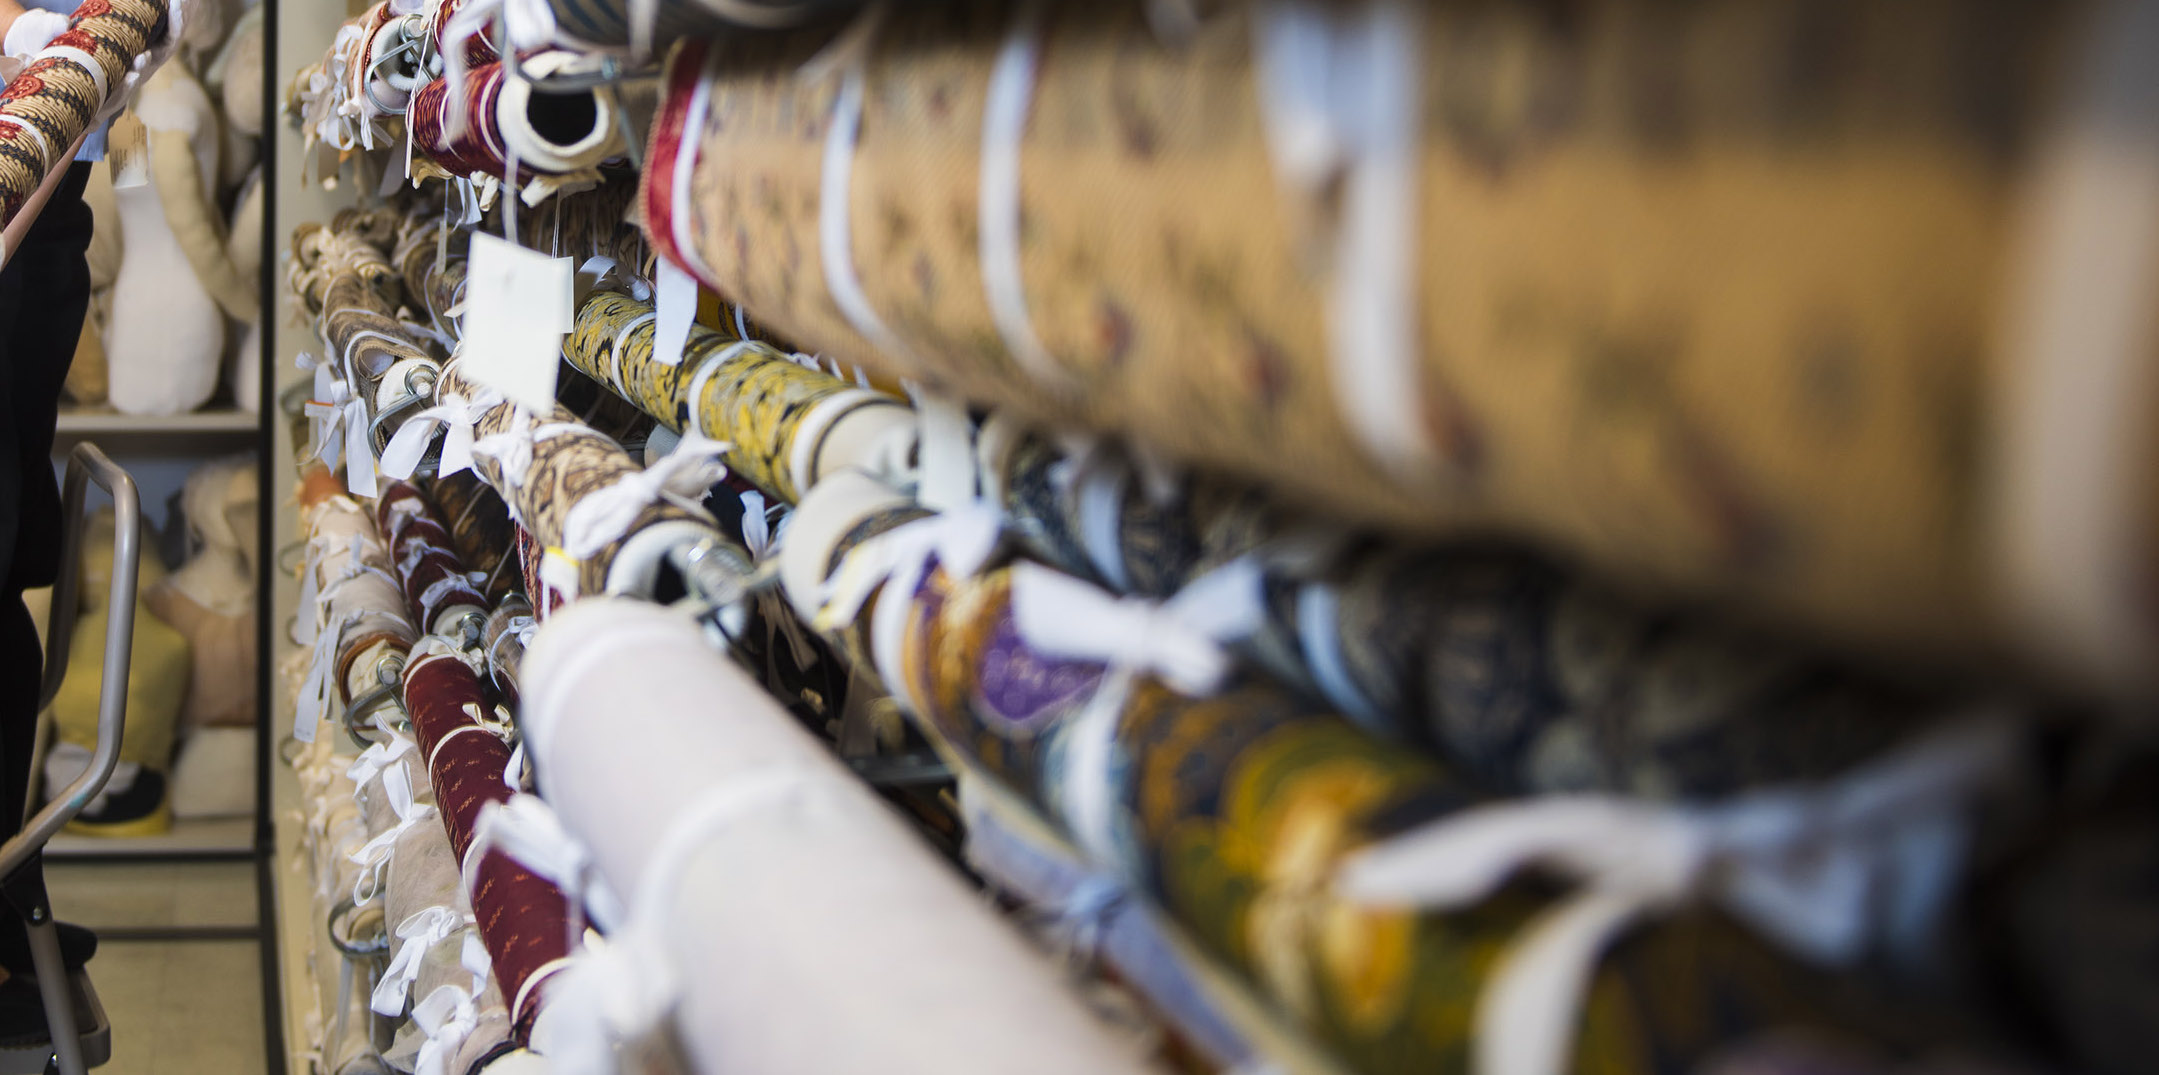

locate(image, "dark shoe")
(63, 768), (170, 838)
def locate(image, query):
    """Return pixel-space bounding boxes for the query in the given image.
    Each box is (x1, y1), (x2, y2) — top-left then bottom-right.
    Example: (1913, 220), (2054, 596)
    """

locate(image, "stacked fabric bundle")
(381, 481), (574, 1044)
(274, 1), (2159, 1073)
(291, 211), (442, 474)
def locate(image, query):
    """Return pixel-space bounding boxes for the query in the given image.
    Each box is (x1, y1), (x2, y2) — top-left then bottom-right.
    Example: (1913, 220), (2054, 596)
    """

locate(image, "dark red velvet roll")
(403, 651), (571, 1041)
(379, 480), (488, 632)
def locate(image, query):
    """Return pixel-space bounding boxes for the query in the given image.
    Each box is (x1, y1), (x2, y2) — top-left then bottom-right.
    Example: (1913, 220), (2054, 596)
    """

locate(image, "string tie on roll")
(1334, 716), (2022, 1075)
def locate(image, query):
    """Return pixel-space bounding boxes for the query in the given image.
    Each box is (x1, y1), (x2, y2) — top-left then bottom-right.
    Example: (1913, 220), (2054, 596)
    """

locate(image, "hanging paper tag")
(462, 233), (571, 411)
(556, 255), (577, 333)
(652, 258), (698, 367)
(106, 114), (147, 189)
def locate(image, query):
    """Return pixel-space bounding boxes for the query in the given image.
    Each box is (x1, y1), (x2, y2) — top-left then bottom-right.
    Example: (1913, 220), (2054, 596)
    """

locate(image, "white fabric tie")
(411, 984), (481, 1075)
(1335, 716), (2020, 1075)
(1253, 0), (1437, 485)
(345, 733), (419, 791)
(378, 387), (504, 480)
(349, 762), (440, 907)
(463, 795), (609, 936)
(810, 501), (1004, 631)
(1009, 559), (1264, 863)
(558, 432), (732, 560)
(372, 906), (474, 1016)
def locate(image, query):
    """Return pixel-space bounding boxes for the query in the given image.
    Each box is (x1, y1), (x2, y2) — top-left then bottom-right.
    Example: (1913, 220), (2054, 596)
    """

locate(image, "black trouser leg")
(0, 162), (96, 971)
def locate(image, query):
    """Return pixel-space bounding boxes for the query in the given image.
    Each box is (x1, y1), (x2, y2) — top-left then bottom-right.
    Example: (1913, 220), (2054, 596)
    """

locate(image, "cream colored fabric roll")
(520, 598), (1148, 1075)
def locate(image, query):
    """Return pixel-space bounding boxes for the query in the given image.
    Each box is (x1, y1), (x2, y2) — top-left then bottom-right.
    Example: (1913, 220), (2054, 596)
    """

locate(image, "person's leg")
(0, 162), (98, 985)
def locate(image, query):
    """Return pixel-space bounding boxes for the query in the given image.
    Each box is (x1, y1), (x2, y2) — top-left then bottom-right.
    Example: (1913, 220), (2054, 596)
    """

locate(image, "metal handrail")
(16, 443), (137, 872)
(6, 443), (140, 1075)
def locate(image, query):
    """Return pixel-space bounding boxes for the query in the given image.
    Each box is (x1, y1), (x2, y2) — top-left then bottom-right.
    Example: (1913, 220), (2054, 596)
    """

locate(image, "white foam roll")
(521, 598), (1148, 1075)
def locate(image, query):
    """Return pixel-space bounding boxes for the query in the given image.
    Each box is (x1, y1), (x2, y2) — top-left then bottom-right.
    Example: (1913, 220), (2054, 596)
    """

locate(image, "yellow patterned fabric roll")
(563, 290), (910, 502)
(653, 0), (2159, 691)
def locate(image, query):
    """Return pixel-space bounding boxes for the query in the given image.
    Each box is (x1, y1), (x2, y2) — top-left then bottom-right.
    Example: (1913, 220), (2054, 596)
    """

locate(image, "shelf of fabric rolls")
(263, 3), (2159, 1075)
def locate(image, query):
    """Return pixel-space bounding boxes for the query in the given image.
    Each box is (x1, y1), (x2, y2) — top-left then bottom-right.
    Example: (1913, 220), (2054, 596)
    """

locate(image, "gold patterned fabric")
(648, 0), (2159, 690)
(776, 476), (1960, 1075)
(436, 361), (724, 599)
(0, 0), (165, 224)
(563, 290), (904, 502)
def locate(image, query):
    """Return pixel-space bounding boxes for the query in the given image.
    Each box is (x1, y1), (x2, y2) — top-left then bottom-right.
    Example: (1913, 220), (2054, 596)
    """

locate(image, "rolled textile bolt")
(519, 598), (1152, 1075)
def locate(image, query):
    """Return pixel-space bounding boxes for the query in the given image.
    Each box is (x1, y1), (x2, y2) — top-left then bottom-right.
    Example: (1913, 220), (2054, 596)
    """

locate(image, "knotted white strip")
(811, 502), (1002, 630)
(410, 983), (480, 1075)
(379, 386), (504, 480)
(1254, 0), (1438, 485)
(295, 610), (358, 743)
(373, 905), (475, 1016)
(349, 761), (440, 907)
(1336, 717), (2020, 1075)
(978, 0), (1078, 393)
(0, 116), (52, 169)
(345, 733), (419, 790)
(558, 432), (732, 560)
(468, 404), (538, 491)
(1009, 560), (1264, 863)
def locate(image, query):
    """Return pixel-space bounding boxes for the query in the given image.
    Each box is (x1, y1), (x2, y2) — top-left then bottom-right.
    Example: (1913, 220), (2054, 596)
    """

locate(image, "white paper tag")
(556, 255), (577, 333)
(461, 233), (570, 412)
(652, 258), (698, 368)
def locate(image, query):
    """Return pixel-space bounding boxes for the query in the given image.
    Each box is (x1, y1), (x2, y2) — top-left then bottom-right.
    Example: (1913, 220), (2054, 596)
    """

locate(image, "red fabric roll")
(409, 64), (512, 179)
(638, 39), (717, 291)
(402, 651), (571, 1042)
(379, 480), (488, 632)
(429, 0), (499, 68)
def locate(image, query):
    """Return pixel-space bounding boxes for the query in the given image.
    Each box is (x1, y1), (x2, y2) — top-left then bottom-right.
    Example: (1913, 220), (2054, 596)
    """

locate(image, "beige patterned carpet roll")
(648, 0), (2159, 691)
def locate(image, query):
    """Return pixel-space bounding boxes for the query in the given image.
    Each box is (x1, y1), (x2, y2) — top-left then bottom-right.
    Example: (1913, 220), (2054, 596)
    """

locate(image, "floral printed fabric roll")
(401, 648), (572, 1042)
(438, 361), (725, 600)
(0, 0), (165, 223)
(650, 0), (2159, 691)
(774, 472), (2017, 1075)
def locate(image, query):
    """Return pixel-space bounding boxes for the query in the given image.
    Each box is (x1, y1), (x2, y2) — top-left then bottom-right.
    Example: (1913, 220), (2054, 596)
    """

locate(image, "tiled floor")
(45, 860), (269, 1074)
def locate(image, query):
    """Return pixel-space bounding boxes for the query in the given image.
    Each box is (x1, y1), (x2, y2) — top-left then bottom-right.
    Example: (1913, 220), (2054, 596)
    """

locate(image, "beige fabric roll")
(660, 0), (2159, 690)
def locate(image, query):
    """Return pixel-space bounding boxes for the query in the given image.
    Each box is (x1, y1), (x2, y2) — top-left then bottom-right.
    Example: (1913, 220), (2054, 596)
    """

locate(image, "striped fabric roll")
(0, 0), (165, 223)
